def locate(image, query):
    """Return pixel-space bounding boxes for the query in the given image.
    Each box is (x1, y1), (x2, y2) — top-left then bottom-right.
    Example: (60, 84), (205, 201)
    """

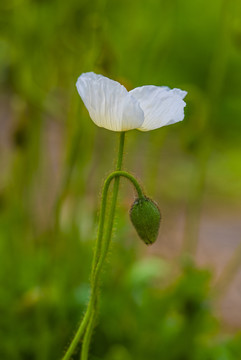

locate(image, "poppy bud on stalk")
(129, 197), (161, 245)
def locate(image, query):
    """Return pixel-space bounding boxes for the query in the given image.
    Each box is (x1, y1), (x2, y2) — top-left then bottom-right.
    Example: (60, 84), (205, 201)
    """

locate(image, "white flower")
(76, 72), (187, 132)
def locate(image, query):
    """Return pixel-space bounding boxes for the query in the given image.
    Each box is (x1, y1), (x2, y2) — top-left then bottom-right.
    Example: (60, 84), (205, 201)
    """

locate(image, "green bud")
(129, 197), (161, 245)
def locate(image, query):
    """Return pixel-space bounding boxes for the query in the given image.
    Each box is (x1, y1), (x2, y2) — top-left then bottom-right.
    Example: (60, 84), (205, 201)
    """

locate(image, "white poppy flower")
(76, 72), (187, 132)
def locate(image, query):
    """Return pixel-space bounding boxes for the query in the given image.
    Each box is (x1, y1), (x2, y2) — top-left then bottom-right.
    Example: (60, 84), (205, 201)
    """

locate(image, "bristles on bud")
(129, 197), (161, 245)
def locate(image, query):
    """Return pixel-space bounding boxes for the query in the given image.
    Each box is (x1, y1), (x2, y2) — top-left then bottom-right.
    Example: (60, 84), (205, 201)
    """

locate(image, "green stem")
(91, 132), (125, 280)
(81, 299), (98, 360)
(91, 172), (143, 283)
(105, 171), (144, 198)
(81, 299), (97, 356)
(89, 171), (144, 289)
(80, 171), (144, 360)
(81, 133), (125, 360)
(62, 168), (144, 360)
(62, 309), (91, 360)
(62, 133), (124, 360)
(62, 132), (146, 360)
(81, 131), (124, 360)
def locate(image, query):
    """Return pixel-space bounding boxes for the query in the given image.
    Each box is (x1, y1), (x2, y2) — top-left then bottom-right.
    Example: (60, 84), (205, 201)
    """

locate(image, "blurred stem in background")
(213, 0), (241, 298)
(215, 241), (241, 295)
(182, 0), (232, 257)
(54, 121), (82, 232)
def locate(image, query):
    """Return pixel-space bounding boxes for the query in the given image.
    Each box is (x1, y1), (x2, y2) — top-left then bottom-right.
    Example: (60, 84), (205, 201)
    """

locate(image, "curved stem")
(62, 132), (124, 360)
(80, 170), (144, 360)
(105, 171), (144, 199)
(80, 133), (125, 360)
(91, 132), (125, 280)
(62, 134), (145, 360)
(90, 172), (144, 286)
(62, 169), (144, 360)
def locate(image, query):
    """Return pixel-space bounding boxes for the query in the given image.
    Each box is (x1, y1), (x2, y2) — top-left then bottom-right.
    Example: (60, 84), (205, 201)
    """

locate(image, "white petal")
(76, 72), (144, 131)
(129, 85), (187, 131)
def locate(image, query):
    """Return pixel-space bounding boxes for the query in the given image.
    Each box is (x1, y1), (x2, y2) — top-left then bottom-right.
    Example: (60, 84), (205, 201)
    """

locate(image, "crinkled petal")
(129, 85), (187, 131)
(76, 72), (144, 131)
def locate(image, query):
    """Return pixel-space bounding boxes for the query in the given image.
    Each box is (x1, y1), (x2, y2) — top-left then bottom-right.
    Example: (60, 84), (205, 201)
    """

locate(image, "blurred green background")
(1, 0), (241, 359)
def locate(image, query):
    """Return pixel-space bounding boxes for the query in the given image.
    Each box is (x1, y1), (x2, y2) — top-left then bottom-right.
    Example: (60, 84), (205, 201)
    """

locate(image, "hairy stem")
(62, 169), (144, 360)
(80, 169), (144, 360)
(62, 132), (125, 360)
(91, 132), (125, 280)
(80, 132), (125, 360)
(62, 132), (145, 360)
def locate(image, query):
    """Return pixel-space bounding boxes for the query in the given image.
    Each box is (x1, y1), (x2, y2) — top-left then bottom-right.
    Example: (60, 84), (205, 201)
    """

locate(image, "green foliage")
(92, 254), (241, 360)
(1, 0), (241, 358)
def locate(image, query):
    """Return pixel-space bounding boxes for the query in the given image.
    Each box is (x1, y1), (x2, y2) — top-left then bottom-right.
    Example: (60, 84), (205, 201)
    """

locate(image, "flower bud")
(129, 197), (161, 245)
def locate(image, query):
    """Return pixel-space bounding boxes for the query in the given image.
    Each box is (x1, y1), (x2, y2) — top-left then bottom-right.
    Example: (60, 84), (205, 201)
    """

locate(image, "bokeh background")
(1, 0), (241, 359)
